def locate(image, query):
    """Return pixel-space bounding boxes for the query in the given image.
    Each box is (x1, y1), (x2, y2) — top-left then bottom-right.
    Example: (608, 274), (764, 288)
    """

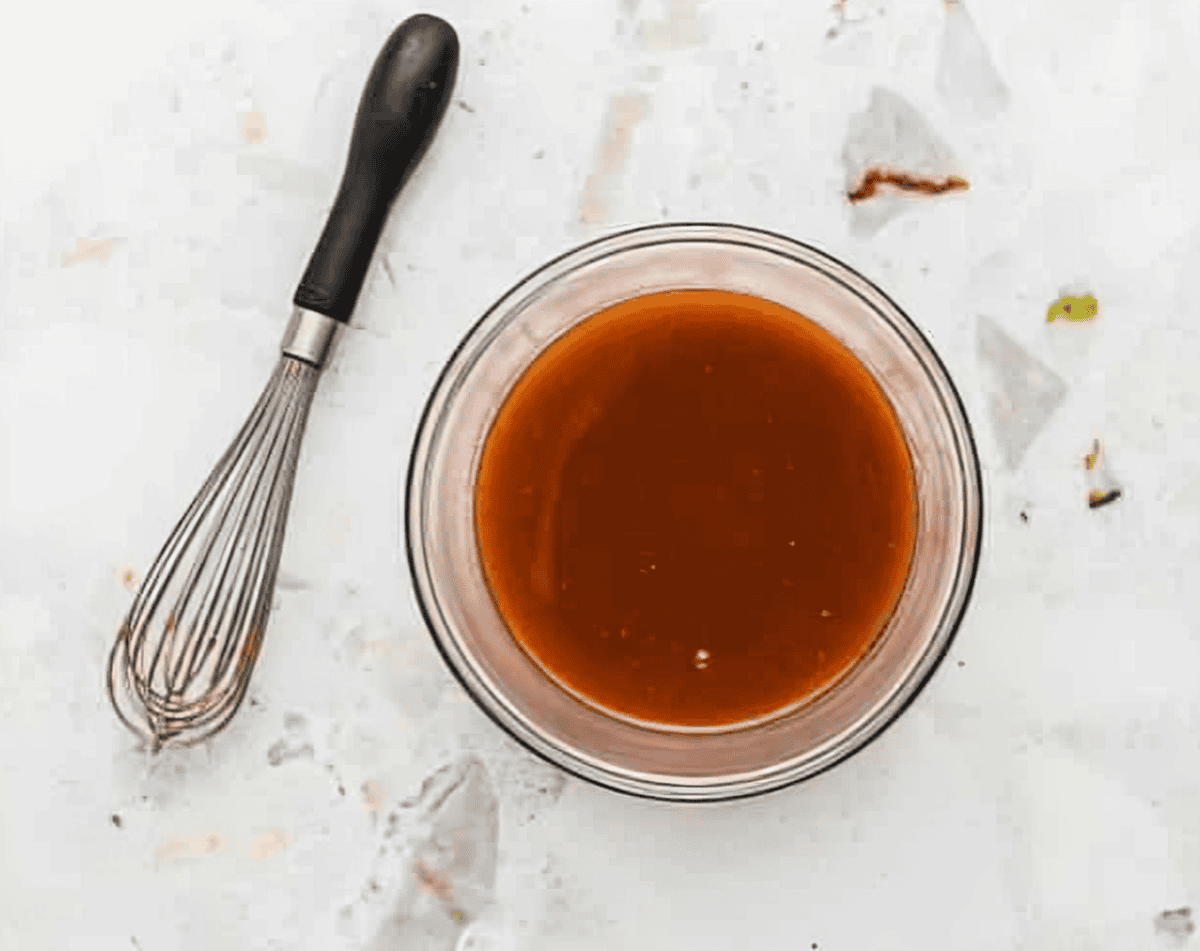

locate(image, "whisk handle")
(293, 14), (459, 323)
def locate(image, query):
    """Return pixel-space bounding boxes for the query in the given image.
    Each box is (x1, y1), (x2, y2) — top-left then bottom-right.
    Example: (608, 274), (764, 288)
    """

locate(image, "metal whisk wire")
(107, 354), (320, 751)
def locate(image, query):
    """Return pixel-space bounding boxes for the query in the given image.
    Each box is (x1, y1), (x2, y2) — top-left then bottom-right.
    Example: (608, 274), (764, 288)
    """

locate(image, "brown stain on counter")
(362, 779), (386, 817)
(578, 93), (650, 225)
(637, 0), (705, 50)
(1088, 488), (1122, 509)
(847, 166), (969, 203)
(247, 829), (288, 860)
(63, 237), (120, 267)
(414, 857), (458, 906)
(154, 833), (224, 865)
(239, 111), (267, 144)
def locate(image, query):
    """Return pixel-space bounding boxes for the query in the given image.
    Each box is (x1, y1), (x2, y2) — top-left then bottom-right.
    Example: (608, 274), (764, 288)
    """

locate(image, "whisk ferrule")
(281, 307), (343, 369)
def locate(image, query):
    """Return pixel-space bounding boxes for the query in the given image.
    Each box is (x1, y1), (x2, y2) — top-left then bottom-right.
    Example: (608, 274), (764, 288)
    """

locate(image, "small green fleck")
(1047, 293), (1098, 322)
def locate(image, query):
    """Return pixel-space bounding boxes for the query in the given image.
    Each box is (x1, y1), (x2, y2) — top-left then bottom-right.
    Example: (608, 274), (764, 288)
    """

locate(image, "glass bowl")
(406, 223), (982, 801)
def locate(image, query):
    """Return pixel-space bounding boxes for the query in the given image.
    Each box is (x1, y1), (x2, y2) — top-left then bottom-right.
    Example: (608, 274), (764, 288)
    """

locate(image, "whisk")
(106, 14), (460, 751)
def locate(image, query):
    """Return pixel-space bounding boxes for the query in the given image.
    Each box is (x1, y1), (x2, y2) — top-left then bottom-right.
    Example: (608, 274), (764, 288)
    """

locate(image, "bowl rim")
(405, 220), (984, 802)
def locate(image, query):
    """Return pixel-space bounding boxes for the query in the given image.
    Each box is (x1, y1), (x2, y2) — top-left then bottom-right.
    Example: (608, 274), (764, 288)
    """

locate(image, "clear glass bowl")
(406, 223), (983, 801)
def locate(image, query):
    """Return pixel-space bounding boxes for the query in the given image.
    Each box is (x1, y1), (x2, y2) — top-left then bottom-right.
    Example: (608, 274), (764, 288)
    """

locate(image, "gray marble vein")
(358, 757), (499, 951)
(937, 0), (1010, 122)
(976, 314), (1069, 470)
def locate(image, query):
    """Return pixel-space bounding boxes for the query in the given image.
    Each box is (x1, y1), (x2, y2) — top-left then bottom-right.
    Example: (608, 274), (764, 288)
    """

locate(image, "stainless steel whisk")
(107, 14), (459, 751)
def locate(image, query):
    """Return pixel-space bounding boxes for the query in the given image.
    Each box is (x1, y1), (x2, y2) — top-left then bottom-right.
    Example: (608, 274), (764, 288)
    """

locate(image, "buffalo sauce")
(474, 289), (917, 728)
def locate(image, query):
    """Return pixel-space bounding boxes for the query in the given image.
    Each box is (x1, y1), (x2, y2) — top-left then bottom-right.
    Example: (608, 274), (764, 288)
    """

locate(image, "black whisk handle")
(293, 14), (459, 323)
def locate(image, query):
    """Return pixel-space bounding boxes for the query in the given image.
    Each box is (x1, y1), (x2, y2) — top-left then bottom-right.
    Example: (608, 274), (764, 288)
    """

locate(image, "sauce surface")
(475, 290), (917, 727)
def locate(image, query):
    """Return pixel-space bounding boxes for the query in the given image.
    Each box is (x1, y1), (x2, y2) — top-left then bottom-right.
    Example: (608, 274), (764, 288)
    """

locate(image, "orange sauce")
(475, 290), (917, 727)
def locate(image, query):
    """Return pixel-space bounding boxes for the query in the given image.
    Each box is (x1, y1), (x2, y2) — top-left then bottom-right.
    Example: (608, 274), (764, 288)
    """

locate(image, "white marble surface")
(4, 0), (1200, 948)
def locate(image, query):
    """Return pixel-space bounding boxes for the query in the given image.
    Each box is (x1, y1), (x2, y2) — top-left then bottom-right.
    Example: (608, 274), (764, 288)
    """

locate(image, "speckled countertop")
(4, 1), (1200, 949)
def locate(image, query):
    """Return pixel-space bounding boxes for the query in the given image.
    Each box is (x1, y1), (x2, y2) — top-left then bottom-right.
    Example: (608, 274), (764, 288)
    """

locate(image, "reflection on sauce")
(475, 290), (918, 727)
